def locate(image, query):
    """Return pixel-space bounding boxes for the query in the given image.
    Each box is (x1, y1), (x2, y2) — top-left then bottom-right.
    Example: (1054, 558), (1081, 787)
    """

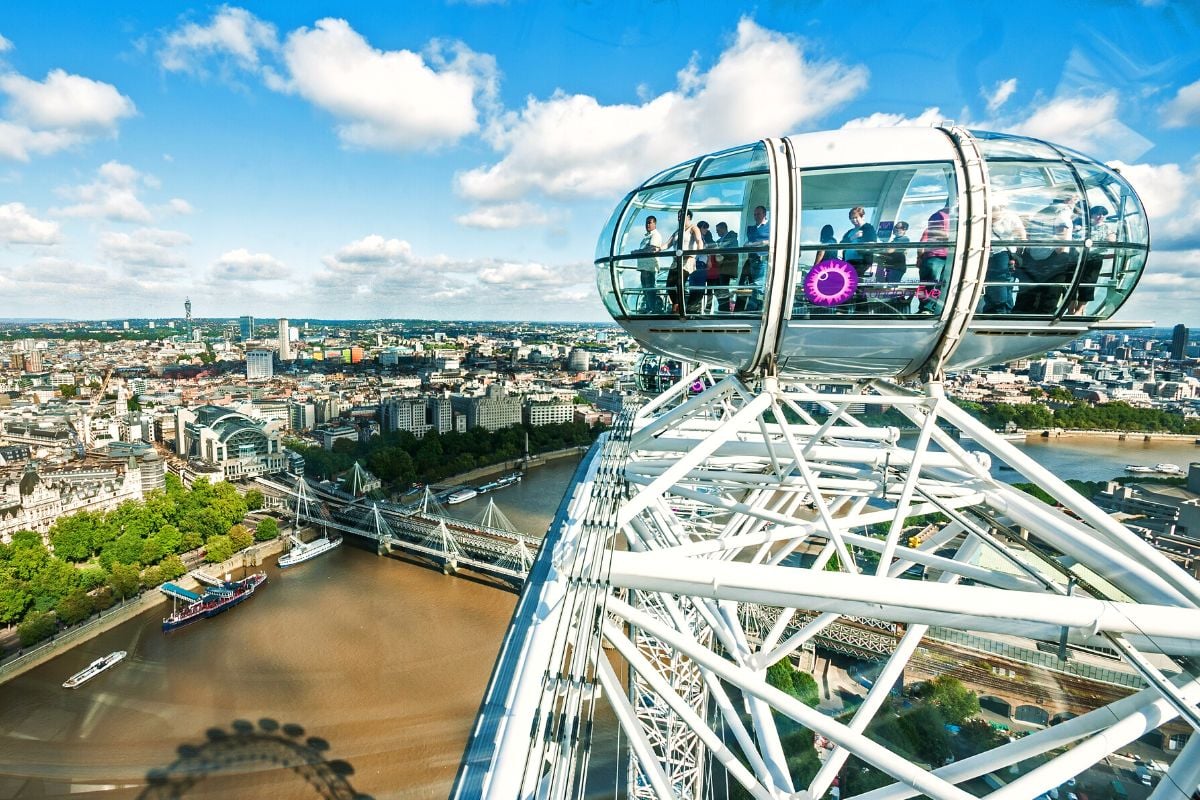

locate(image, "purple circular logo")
(804, 259), (858, 306)
(689, 380), (706, 394)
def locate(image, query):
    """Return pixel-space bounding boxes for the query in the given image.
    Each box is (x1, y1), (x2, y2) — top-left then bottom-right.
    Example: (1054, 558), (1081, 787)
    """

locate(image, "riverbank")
(1027, 429), (1200, 443)
(435, 444), (590, 487)
(0, 537), (286, 686)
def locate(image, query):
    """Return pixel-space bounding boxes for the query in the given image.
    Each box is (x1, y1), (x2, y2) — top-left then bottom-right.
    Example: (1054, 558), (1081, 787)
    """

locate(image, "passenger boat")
(447, 488), (478, 505)
(162, 572), (266, 632)
(62, 650), (126, 688)
(278, 532), (342, 568)
(477, 472), (523, 494)
(1153, 463), (1184, 475)
(1125, 465), (1157, 474)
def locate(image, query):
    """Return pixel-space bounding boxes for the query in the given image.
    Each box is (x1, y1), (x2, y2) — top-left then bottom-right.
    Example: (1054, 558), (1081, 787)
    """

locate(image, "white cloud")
(1110, 159), (1200, 249)
(212, 248), (287, 280)
(1, 69), (135, 129)
(159, 6), (278, 74)
(165, 197), (194, 215)
(0, 202), (62, 244)
(98, 227), (191, 273)
(1007, 92), (1152, 162)
(0, 34), (12, 53)
(984, 78), (1018, 113)
(1161, 78), (1200, 128)
(0, 67), (135, 161)
(321, 234), (415, 272)
(310, 234), (600, 317)
(276, 18), (496, 150)
(842, 107), (946, 129)
(455, 201), (552, 229)
(457, 18), (868, 201)
(54, 161), (155, 222)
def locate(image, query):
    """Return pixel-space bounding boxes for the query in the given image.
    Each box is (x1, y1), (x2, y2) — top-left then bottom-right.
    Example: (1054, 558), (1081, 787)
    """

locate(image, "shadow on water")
(138, 717), (372, 800)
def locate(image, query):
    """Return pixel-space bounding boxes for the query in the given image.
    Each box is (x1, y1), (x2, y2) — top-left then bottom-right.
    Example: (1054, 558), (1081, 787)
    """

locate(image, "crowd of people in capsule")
(628, 190), (1114, 319)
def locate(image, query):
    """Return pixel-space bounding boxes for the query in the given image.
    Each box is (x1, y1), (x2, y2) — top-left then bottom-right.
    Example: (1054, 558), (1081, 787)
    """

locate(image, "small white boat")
(63, 650), (126, 688)
(1125, 465), (1156, 474)
(1153, 463), (1184, 475)
(278, 533), (343, 568)
(447, 488), (478, 505)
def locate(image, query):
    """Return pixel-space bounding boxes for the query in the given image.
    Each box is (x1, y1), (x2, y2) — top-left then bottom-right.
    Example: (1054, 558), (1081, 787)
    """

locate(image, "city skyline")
(1, 2), (1199, 324)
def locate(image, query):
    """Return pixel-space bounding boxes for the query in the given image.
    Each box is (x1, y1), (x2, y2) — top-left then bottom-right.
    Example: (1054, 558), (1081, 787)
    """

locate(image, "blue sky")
(0, 1), (1198, 324)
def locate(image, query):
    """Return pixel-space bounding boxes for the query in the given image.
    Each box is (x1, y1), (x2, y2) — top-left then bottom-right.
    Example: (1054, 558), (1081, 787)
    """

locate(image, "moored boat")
(476, 472), (524, 494)
(62, 650), (127, 688)
(1125, 465), (1156, 474)
(447, 488), (478, 504)
(161, 572), (266, 632)
(278, 533), (342, 568)
(1153, 463), (1184, 475)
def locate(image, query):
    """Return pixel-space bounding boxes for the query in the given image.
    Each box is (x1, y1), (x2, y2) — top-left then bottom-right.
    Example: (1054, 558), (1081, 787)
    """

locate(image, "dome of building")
(594, 126), (1150, 379)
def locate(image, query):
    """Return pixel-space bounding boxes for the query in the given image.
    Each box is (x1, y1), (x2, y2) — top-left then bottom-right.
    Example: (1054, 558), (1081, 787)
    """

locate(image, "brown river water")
(0, 458), (584, 800)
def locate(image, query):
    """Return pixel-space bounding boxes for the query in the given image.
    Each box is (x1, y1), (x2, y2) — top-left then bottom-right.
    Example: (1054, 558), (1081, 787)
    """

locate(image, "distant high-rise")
(239, 315), (255, 340)
(246, 349), (273, 380)
(1171, 324), (1188, 361)
(278, 318), (291, 361)
(184, 297), (192, 335)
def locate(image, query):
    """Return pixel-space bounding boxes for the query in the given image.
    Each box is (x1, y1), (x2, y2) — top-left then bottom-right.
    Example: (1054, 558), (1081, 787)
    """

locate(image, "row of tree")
(291, 420), (606, 488)
(1, 475), (278, 649)
(957, 398), (1200, 434)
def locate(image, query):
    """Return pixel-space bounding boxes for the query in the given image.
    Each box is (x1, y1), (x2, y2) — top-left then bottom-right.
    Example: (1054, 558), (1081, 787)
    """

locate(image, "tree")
(255, 518), (279, 541)
(158, 554), (187, 582)
(898, 703), (953, 765)
(926, 675), (980, 725)
(244, 489), (265, 511)
(78, 565), (107, 590)
(49, 513), (98, 561)
(108, 562), (141, 599)
(228, 524), (253, 552)
(17, 611), (57, 647)
(56, 588), (94, 625)
(205, 535), (234, 564)
(0, 570), (32, 624)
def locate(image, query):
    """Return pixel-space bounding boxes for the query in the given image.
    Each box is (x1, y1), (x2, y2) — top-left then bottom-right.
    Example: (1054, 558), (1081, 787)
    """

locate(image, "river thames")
(0, 436), (1196, 799)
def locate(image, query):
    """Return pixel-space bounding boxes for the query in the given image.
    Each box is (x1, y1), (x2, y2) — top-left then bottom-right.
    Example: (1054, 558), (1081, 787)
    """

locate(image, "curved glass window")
(642, 160), (696, 188)
(1075, 162), (1148, 246)
(612, 254), (674, 316)
(970, 130), (1064, 161)
(614, 185), (686, 259)
(790, 163), (957, 318)
(988, 161), (1083, 242)
(597, 263), (621, 317)
(1093, 249), (1146, 318)
(696, 142), (768, 178)
(594, 191), (632, 262)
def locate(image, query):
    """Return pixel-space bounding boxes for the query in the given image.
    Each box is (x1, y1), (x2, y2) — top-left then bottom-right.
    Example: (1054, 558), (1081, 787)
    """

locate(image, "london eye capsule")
(594, 126), (1150, 379)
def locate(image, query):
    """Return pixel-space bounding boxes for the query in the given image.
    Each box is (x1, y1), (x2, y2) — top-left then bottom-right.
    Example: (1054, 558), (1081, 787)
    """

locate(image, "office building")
(1172, 324), (1188, 361)
(278, 318), (291, 361)
(246, 349), (273, 380)
(239, 315), (255, 340)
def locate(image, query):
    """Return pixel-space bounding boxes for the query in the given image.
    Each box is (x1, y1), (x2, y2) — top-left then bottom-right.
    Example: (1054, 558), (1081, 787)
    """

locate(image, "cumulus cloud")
(842, 107), (946, 129)
(276, 18), (497, 150)
(1111, 159), (1200, 249)
(1, 69), (135, 129)
(455, 201), (552, 229)
(54, 161), (155, 222)
(1006, 92), (1152, 162)
(164, 197), (194, 215)
(311, 233), (600, 317)
(0, 202), (61, 244)
(1160, 78), (1200, 128)
(98, 227), (191, 273)
(457, 18), (868, 201)
(984, 78), (1018, 113)
(212, 248), (287, 280)
(159, 6), (278, 75)
(0, 34), (12, 53)
(0, 68), (135, 161)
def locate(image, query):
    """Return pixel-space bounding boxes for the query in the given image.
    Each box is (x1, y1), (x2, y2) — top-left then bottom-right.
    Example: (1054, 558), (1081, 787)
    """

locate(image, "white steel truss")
(462, 369), (1200, 800)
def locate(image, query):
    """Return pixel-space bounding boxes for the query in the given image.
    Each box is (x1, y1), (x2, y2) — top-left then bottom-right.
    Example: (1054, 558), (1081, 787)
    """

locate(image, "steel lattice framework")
(455, 366), (1200, 800)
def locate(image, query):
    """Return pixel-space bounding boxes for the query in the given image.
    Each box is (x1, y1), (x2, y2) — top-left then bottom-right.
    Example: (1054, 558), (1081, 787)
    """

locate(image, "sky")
(0, 0), (1198, 325)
